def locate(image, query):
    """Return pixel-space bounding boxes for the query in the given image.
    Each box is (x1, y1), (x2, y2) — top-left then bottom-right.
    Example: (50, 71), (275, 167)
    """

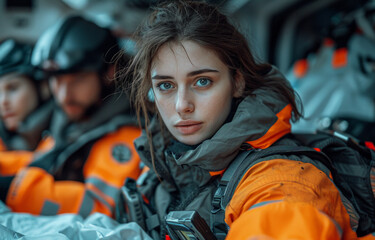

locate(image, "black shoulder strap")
(211, 150), (253, 240)
(222, 146), (334, 208)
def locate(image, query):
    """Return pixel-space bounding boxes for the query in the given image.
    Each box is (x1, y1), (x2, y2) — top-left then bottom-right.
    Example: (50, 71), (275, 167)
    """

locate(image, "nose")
(53, 78), (73, 104)
(0, 92), (10, 110)
(175, 88), (194, 115)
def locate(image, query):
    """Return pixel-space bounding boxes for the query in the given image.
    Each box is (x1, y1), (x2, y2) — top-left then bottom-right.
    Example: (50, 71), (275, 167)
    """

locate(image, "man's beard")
(60, 101), (100, 122)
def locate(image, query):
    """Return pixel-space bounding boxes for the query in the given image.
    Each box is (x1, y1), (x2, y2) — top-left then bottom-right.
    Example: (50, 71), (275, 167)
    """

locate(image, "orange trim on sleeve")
(246, 104), (292, 149)
(35, 136), (55, 152)
(209, 169), (225, 177)
(332, 48), (348, 68)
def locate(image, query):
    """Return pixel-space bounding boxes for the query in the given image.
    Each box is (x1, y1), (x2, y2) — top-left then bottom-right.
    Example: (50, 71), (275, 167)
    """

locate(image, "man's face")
(49, 71), (101, 121)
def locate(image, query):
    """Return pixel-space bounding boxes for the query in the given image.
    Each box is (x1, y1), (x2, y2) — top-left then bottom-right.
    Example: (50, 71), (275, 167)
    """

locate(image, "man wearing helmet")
(0, 16), (142, 219)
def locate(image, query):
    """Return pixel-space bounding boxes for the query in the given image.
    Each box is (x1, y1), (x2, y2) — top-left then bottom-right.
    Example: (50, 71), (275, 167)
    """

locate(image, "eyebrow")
(151, 68), (219, 80)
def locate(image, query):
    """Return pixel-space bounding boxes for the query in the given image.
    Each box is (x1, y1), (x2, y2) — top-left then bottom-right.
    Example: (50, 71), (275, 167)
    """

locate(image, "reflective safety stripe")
(320, 211), (343, 239)
(86, 184), (113, 212)
(326, 176), (360, 232)
(78, 190), (95, 218)
(40, 200), (60, 215)
(86, 177), (119, 209)
(249, 200), (283, 210)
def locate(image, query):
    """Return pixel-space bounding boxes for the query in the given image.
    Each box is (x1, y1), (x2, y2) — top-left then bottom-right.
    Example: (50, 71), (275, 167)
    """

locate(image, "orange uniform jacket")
(225, 158), (358, 240)
(4, 125), (142, 218)
(134, 77), (372, 239)
(0, 136), (54, 176)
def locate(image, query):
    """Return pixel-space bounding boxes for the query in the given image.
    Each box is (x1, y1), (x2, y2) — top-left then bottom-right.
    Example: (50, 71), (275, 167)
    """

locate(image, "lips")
(2, 112), (16, 120)
(175, 120), (203, 135)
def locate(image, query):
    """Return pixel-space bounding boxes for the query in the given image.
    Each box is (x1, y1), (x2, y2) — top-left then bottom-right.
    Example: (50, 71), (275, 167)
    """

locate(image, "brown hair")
(118, 0), (302, 167)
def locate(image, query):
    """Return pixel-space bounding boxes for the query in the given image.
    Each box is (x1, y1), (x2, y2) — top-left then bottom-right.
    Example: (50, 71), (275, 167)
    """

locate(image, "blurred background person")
(0, 15), (142, 219)
(0, 38), (53, 152)
(0, 38), (54, 177)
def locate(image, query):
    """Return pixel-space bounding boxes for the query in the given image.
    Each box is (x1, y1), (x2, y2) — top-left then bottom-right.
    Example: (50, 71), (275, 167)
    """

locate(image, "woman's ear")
(233, 71), (245, 98)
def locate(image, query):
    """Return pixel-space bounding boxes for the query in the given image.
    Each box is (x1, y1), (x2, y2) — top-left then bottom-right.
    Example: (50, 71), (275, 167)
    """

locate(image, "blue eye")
(157, 82), (173, 91)
(196, 78), (212, 87)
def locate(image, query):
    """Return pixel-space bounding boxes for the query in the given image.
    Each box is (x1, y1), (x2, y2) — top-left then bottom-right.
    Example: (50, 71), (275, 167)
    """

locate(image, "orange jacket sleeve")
(0, 136), (54, 176)
(0, 151), (34, 176)
(225, 159), (357, 240)
(5, 126), (142, 218)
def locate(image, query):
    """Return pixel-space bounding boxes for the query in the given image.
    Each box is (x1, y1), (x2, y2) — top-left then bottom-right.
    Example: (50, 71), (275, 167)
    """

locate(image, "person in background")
(0, 39), (54, 176)
(0, 16), (142, 219)
(0, 38), (53, 152)
(120, 1), (357, 239)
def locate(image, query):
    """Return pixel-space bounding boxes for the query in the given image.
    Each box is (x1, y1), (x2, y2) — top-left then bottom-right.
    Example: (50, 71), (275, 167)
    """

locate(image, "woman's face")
(0, 73), (39, 131)
(151, 41), (241, 145)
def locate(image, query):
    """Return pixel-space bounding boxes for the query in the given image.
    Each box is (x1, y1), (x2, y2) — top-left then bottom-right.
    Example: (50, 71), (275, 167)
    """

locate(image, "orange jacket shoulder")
(225, 158), (356, 240)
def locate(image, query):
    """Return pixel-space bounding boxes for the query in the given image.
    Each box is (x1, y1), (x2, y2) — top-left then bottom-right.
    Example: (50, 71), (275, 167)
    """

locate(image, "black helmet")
(31, 15), (120, 75)
(0, 39), (40, 79)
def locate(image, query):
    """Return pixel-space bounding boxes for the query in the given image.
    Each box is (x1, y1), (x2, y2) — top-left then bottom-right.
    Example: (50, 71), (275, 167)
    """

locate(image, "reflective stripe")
(320, 211), (343, 238)
(40, 200), (60, 215)
(86, 184), (113, 211)
(328, 176), (360, 232)
(78, 190), (94, 218)
(249, 200), (283, 210)
(86, 177), (120, 209)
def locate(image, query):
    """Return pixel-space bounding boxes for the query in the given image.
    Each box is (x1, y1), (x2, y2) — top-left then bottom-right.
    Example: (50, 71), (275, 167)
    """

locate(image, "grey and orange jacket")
(0, 93), (142, 218)
(134, 68), (359, 240)
(0, 99), (54, 152)
(0, 99), (55, 176)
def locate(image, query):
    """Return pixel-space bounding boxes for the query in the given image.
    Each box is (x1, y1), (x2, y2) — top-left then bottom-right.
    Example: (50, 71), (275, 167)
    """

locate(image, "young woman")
(122, 1), (357, 239)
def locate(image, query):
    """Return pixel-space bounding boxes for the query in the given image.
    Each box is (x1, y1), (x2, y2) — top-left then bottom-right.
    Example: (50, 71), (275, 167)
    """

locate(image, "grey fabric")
(286, 33), (375, 133)
(0, 201), (152, 240)
(40, 200), (60, 215)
